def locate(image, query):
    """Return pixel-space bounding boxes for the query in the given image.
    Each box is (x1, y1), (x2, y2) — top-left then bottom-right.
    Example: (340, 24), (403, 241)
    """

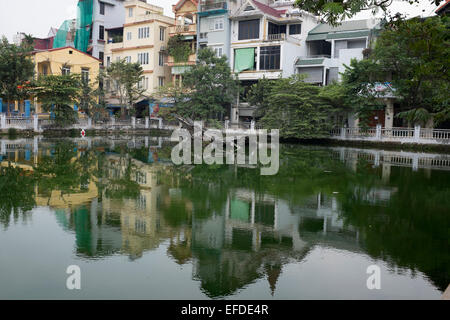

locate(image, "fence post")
(414, 125), (421, 141)
(1, 114), (6, 130)
(25, 100), (31, 118)
(145, 116), (149, 129)
(340, 127), (346, 139)
(33, 114), (39, 132)
(159, 118), (163, 129)
(225, 120), (229, 130)
(87, 117), (92, 129)
(131, 117), (136, 129)
(376, 124), (382, 140)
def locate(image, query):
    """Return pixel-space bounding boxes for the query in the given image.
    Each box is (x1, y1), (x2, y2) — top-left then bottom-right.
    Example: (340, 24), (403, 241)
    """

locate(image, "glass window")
(100, 2), (105, 15)
(289, 24), (302, 35)
(159, 52), (164, 66)
(259, 46), (280, 70)
(160, 27), (165, 41)
(238, 19), (260, 40)
(61, 66), (71, 75)
(127, 32), (132, 40)
(81, 68), (89, 83)
(129, 8), (133, 17)
(99, 51), (104, 65)
(99, 25), (105, 40)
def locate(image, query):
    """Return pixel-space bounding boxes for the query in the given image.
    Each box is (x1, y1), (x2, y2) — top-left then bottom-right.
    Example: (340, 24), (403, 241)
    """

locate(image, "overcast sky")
(0, 0), (440, 41)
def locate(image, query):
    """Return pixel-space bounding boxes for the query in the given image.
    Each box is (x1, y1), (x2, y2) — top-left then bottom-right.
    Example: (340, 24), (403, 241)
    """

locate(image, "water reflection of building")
(190, 188), (361, 298)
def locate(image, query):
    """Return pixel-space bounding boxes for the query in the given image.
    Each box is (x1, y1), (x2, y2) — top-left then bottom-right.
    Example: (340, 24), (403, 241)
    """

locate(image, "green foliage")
(259, 75), (334, 139)
(246, 77), (274, 118)
(34, 74), (81, 127)
(0, 165), (36, 229)
(177, 48), (238, 120)
(341, 16), (450, 127)
(7, 128), (18, 139)
(294, 0), (442, 25)
(102, 59), (146, 117)
(167, 35), (192, 63)
(0, 37), (35, 109)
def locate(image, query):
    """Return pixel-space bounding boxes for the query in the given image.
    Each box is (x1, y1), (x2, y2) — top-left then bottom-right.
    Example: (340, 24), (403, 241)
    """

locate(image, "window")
(81, 68), (89, 83)
(289, 24), (302, 35)
(100, 2), (105, 15)
(158, 77), (165, 87)
(99, 51), (104, 65)
(129, 8), (133, 17)
(138, 77), (149, 89)
(214, 47), (223, 57)
(159, 52), (164, 66)
(106, 56), (111, 67)
(61, 66), (71, 75)
(127, 32), (132, 40)
(125, 56), (131, 63)
(238, 19), (260, 40)
(244, 5), (255, 11)
(138, 52), (149, 65)
(214, 18), (224, 31)
(160, 27), (165, 41)
(138, 27), (150, 39)
(259, 46), (280, 70)
(99, 25), (105, 40)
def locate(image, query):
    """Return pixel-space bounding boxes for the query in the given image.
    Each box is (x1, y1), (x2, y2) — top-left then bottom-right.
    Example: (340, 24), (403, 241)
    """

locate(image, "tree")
(167, 34), (192, 63)
(78, 74), (109, 121)
(341, 16), (450, 127)
(295, 0), (444, 25)
(0, 37), (35, 115)
(177, 48), (238, 120)
(33, 74), (81, 127)
(102, 59), (146, 117)
(246, 77), (274, 119)
(259, 75), (334, 139)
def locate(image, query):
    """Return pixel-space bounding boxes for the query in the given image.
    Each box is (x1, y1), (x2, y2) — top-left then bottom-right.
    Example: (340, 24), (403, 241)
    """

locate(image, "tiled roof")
(309, 19), (371, 34)
(252, 0), (286, 18)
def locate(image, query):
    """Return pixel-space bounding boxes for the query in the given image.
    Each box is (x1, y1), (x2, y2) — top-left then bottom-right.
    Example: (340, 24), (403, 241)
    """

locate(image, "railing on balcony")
(200, 1), (227, 12)
(267, 33), (286, 41)
(169, 24), (197, 34)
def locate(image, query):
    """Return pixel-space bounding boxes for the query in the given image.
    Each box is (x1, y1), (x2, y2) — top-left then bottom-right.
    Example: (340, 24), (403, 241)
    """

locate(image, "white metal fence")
(331, 125), (450, 144)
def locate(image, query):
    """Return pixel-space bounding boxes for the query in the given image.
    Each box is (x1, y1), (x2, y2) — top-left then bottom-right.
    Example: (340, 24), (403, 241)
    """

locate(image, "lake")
(0, 136), (449, 299)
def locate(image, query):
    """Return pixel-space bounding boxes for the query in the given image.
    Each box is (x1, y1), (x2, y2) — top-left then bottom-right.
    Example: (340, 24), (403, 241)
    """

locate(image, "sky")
(0, 0), (441, 42)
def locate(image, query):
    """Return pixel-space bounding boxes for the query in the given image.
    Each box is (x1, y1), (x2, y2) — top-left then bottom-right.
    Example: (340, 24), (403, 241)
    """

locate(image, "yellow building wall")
(32, 47), (101, 114)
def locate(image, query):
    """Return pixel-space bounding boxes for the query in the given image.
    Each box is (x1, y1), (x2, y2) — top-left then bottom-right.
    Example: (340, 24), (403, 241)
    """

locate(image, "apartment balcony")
(265, 33), (287, 42)
(167, 53), (197, 67)
(199, 1), (228, 12)
(169, 24), (197, 36)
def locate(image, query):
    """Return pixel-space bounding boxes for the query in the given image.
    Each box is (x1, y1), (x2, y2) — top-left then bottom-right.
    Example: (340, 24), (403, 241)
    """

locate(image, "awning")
(295, 58), (324, 66)
(306, 33), (327, 41)
(234, 48), (255, 73)
(327, 30), (370, 40)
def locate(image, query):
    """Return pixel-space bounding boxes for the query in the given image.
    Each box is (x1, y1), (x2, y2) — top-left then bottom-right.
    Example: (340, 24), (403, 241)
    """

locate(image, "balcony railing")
(169, 24), (197, 35)
(266, 33), (286, 41)
(167, 53), (196, 65)
(200, 1), (227, 12)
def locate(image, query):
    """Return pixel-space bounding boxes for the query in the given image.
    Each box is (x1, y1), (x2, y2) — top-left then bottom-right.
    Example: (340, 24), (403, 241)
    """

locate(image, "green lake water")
(0, 136), (449, 299)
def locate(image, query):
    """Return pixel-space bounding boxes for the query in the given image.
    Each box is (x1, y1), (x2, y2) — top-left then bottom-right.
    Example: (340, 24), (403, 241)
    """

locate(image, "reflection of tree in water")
(102, 156), (141, 201)
(0, 165), (35, 229)
(338, 166), (450, 292)
(33, 141), (96, 200)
